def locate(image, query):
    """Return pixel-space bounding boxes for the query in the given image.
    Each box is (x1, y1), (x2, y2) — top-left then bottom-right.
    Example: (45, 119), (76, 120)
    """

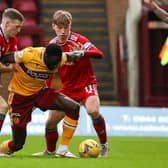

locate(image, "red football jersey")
(0, 27), (18, 57)
(49, 32), (103, 91)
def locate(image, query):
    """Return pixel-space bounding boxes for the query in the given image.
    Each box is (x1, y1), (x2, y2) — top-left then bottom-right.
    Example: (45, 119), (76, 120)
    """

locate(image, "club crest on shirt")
(11, 113), (21, 125)
(12, 116), (20, 125)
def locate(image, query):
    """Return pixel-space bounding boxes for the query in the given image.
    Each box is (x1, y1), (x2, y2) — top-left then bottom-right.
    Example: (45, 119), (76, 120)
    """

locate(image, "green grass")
(1, 136), (168, 168)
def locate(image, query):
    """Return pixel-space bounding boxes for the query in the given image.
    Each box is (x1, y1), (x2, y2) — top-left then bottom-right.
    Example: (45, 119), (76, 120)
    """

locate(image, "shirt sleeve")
(78, 35), (103, 58)
(14, 48), (32, 63)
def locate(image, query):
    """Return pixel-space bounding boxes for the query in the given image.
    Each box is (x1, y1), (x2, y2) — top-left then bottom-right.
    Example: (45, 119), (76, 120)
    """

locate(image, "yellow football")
(78, 139), (100, 158)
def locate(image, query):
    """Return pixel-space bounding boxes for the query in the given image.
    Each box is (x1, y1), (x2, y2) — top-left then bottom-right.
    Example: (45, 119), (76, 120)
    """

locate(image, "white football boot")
(32, 150), (56, 156)
(56, 150), (78, 158)
(99, 142), (109, 157)
(0, 153), (10, 157)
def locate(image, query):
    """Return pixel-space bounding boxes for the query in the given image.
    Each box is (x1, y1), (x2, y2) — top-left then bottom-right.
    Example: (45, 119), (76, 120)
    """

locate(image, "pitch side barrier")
(2, 106), (168, 136)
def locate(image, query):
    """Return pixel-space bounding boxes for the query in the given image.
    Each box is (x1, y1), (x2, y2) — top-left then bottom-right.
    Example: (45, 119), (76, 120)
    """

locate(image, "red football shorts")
(8, 88), (59, 128)
(60, 83), (98, 105)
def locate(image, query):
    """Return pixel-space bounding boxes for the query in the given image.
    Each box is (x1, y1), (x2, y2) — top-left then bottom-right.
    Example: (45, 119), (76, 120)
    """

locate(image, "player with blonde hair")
(33, 10), (108, 158)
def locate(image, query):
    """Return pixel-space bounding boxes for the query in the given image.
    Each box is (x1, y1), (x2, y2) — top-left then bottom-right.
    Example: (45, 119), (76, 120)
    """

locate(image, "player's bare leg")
(33, 93), (79, 158)
(85, 95), (108, 157)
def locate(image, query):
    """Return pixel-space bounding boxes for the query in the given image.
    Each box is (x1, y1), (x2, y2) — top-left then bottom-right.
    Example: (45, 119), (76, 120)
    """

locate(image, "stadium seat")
(12, 0), (38, 25)
(23, 17), (37, 26)
(0, 0), (8, 12)
(0, 0), (8, 20)
(12, 0), (37, 13)
(17, 35), (33, 50)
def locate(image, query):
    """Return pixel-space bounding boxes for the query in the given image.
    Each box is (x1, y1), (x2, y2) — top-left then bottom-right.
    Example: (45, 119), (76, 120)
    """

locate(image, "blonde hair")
(2, 8), (24, 22)
(52, 10), (72, 26)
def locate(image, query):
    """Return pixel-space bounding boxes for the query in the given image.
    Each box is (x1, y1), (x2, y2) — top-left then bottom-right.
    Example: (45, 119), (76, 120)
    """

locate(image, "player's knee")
(46, 119), (58, 128)
(46, 111), (64, 128)
(66, 101), (80, 115)
(87, 109), (99, 119)
(72, 103), (80, 115)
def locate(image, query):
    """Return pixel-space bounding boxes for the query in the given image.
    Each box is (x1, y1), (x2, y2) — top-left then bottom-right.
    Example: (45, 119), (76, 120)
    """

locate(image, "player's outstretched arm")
(84, 49), (103, 59)
(68, 40), (103, 59)
(65, 49), (103, 60)
(144, 0), (168, 23)
(64, 50), (85, 61)
(0, 53), (15, 64)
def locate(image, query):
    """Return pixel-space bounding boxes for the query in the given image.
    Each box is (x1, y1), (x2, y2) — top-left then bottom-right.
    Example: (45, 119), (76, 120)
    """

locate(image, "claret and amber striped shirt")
(8, 47), (67, 96)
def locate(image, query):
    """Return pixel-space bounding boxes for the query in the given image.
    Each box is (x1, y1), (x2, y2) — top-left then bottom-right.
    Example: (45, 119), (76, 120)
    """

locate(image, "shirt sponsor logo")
(19, 63), (53, 80)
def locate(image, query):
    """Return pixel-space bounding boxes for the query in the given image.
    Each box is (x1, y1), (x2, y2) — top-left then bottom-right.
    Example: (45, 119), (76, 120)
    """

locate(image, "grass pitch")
(0, 136), (168, 168)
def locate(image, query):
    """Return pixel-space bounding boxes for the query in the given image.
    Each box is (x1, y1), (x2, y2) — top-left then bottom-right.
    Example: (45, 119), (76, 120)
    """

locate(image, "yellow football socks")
(60, 115), (78, 145)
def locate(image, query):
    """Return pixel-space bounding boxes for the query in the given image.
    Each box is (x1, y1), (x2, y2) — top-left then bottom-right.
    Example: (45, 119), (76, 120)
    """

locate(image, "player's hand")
(65, 50), (85, 61)
(68, 40), (85, 51)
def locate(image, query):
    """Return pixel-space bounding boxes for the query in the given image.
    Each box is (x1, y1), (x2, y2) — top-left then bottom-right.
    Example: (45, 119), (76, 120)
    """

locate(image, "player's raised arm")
(144, 0), (168, 23)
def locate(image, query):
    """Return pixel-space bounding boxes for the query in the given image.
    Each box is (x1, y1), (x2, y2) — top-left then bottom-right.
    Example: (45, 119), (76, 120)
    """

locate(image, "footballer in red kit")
(48, 32), (102, 96)
(0, 8), (24, 137)
(0, 27), (17, 57)
(33, 10), (108, 158)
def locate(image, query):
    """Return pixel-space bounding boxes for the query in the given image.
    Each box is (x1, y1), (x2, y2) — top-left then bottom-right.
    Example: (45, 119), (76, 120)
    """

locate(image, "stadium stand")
(10, 0), (46, 49)
(0, 0), (8, 20)
(17, 26), (46, 49)
(12, 0), (38, 26)
(0, 0), (46, 49)
(17, 35), (33, 49)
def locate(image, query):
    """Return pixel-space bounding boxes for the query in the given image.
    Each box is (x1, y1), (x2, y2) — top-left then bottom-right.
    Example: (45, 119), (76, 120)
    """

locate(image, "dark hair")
(44, 43), (62, 70)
